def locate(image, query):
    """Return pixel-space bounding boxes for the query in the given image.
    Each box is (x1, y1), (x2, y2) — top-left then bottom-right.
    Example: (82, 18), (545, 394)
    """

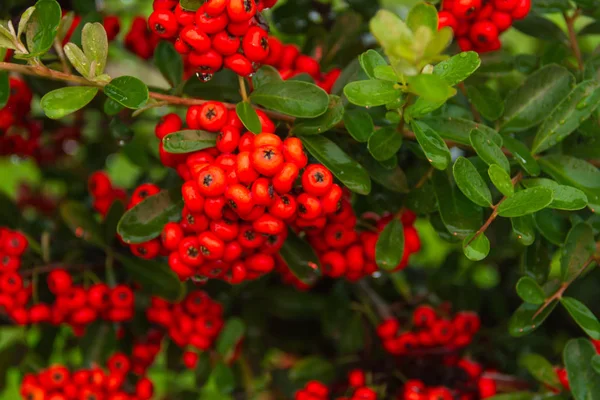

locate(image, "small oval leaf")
(488, 164), (514, 197)
(236, 102), (262, 134)
(250, 81), (329, 118)
(411, 120), (451, 170)
(41, 86), (98, 119)
(470, 128), (510, 173)
(367, 126), (403, 161)
(497, 187), (554, 217)
(343, 80), (401, 107)
(104, 76), (149, 109)
(292, 95), (344, 135)
(279, 228), (321, 285)
(453, 157), (493, 207)
(561, 297), (600, 340)
(516, 277), (545, 305)
(162, 130), (217, 154)
(463, 233), (490, 261)
(343, 109), (374, 142)
(375, 219), (405, 270)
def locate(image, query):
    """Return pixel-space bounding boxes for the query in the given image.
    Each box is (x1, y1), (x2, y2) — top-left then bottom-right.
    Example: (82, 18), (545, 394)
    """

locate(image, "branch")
(564, 10), (583, 71)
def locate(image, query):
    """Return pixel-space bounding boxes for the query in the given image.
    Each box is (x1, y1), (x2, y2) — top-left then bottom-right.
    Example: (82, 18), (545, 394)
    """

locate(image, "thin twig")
(564, 10), (584, 71)
(414, 167), (434, 189)
(238, 75), (248, 102)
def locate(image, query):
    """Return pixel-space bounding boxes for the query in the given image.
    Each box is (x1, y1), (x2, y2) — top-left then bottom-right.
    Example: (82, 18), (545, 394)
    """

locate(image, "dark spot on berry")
(281, 195), (290, 205)
(260, 36), (269, 50)
(262, 149), (275, 160)
(244, 230), (256, 241)
(200, 246), (210, 255)
(243, 0), (253, 12)
(203, 174), (214, 187)
(187, 246), (199, 257)
(205, 107), (217, 120)
(313, 172), (325, 183)
(228, 199), (237, 209)
(298, 204), (307, 214)
(137, 246), (148, 255)
(154, 23), (165, 34)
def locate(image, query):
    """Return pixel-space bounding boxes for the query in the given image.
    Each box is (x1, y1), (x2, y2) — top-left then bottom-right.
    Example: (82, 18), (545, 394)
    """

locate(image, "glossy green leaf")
(560, 222), (595, 282)
(532, 80), (600, 154)
(411, 120), (451, 170)
(592, 355), (600, 375)
(216, 318), (246, 357)
(512, 215), (535, 246)
(104, 76), (149, 109)
(64, 43), (91, 78)
(343, 109), (374, 142)
(179, 0), (203, 11)
(41, 86), (98, 119)
(162, 130), (217, 154)
(354, 149), (409, 193)
(293, 95), (344, 135)
(154, 41), (183, 87)
(424, 117), (503, 146)
(103, 98), (124, 115)
(502, 136), (540, 176)
(300, 135), (371, 195)
(289, 357), (335, 385)
(18, 7), (36, 40)
(502, 64), (575, 132)
(521, 239), (550, 283)
(103, 200), (125, 245)
(406, 74), (456, 102)
(116, 253), (184, 301)
(463, 233), (490, 261)
(516, 277), (545, 305)
(81, 22), (107, 77)
(375, 218), (404, 270)
(453, 157), (493, 207)
(470, 129), (510, 173)
(359, 49), (387, 79)
(60, 201), (106, 248)
(236, 102), (262, 134)
(467, 85), (504, 121)
(497, 187), (553, 217)
(509, 300), (558, 337)
(522, 178), (588, 210)
(25, 0), (61, 57)
(561, 297), (600, 340)
(564, 339), (600, 400)
(374, 65), (398, 81)
(520, 353), (561, 388)
(0, 72), (8, 109)
(369, 9), (413, 57)
(433, 51), (481, 85)
(279, 228), (321, 284)
(407, 3), (438, 33)
(513, 15), (567, 42)
(117, 188), (183, 244)
(432, 170), (482, 238)
(250, 81), (329, 118)
(539, 155), (600, 213)
(488, 164), (514, 197)
(344, 80), (401, 107)
(252, 65), (283, 89)
(367, 126), (403, 161)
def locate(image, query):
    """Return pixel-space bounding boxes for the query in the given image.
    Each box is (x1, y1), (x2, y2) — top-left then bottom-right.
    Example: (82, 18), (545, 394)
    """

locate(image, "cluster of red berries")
(377, 305), (480, 356)
(0, 228), (30, 313)
(20, 362), (154, 400)
(147, 0), (277, 77)
(295, 370), (378, 400)
(147, 290), (224, 369)
(401, 370), (496, 400)
(125, 16), (163, 59)
(88, 171), (129, 217)
(262, 38), (341, 93)
(438, 0), (530, 53)
(120, 330), (164, 376)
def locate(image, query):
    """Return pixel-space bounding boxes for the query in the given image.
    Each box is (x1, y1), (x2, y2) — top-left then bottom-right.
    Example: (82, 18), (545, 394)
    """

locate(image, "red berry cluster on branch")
(20, 363), (154, 400)
(377, 305), (480, 355)
(438, 0), (530, 53)
(295, 370), (378, 400)
(125, 16), (163, 60)
(122, 330), (164, 375)
(147, 290), (224, 368)
(88, 171), (129, 217)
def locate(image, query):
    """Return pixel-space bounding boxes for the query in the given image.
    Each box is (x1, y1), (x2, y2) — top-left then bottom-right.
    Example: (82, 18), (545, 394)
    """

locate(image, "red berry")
(438, 11), (458, 31)
(149, 10), (179, 38)
(224, 54), (254, 76)
(212, 31), (241, 56)
(227, 0), (257, 22)
(469, 21), (499, 47)
(180, 25), (212, 53)
(242, 27), (270, 62)
(452, 0), (482, 19)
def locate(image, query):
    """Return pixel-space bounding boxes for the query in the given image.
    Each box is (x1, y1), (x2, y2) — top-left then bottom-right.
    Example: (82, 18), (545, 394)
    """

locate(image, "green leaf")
(289, 357), (335, 385)
(467, 85), (504, 121)
(375, 218), (404, 270)
(369, 10), (413, 57)
(24, 0), (61, 57)
(64, 43), (91, 78)
(433, 52), (481, 86)
(411, 120), (451, 170)
(502, 64), (575, 132)
(560, 222), (595, 282)
(154, 41), (183, 88)
(292, 95), (344, 135)
(216, 318), (245, 358)
(593, 355), (600, 375)
(252, 65), (282, 89)
(104, 76), (149, 109)
(103, 200), (125, 245)
(0, 71), (8, 109)
(502, 137), (540, 176)
(236, 102), (262, 134)
(115, 254), (184, 301)
(406, 2), (438, 33)
(18, 7), (36, 41)
(180, 0), (203, 11)
(117, 188), (183, 244)
(432, 170), (482, 238)
(424, 117), (503, 147)
(374, 65), (399, 82)
(359, 49), (388, 79)
(521, 178), (588, 210)
(367, 126), (403, 162)
(104, 98), (124, 115)
(60, 201), (105, 247)
(162, 130), (217, 154)
(343, 109), (374, 142)
(485, 393), (535, 400)
(535, 209), (568, 245)
(453, 157), (493, 207)
(250, 81), (329, 118)
(561, 297), (600, 340)
(532, 80), (600, 154)
(509, 300), (558, 337)
(520, 353), (561, 388)
(497, 187), (554, 217)
(354, 149), (409, 193)
(516, 277), (545, 304)
(300, 135), (371, 195)
(41, 86), (98, 119)
(513, 15), (567, 42)
(406, 74), (456, 102)
(343, 80), (402, 107)
(279, 228), (321, 284)
(539, 155), (600, 213)
(521, 239), (550, 284)
(470, 128), (510, 173)
(488, 164), (514, 197)
(564, 339), (600, 400)
(512, 215), (536, 246)
(462, 233), (490, 261)
(81, 22), (107, 77)
(0, 27), (15, 50)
